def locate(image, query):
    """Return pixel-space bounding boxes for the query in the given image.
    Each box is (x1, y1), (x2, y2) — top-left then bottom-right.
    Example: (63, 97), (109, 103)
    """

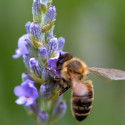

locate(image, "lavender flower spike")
(30, 22), (42, 42)
(44, 5), (56, 25)
(29, 58), (43, 78)
(13, 0), (67, 124)
(47, 38), (58, 57)
(13, 34), (30, 59)
(14, 80), (38, 106)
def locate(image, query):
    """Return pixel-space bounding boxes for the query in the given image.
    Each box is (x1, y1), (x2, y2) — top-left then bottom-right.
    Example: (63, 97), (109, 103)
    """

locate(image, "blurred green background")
(0, 0), (125, 125)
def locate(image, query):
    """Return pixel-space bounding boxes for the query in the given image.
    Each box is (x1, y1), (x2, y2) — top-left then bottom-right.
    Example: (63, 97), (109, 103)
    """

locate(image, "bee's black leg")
(54, 75), (64, 80)
(59, 86), (70, 96)
(45, 66), (70, 95)
(56, 67), (62, 71)
(45, 66), (64, 80)
(45, 66), (56, 78)
(54, 76), (70, 95)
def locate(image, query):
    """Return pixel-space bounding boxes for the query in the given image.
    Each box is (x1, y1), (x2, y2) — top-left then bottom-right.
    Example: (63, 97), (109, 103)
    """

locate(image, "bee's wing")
(88, 66), (125, 81)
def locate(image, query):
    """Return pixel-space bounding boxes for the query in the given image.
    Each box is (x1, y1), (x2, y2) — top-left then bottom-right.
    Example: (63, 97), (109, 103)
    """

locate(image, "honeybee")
(46, 52), (125, 121)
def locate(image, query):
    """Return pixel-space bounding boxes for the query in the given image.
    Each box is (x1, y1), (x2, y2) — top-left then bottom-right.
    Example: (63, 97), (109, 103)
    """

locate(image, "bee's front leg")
(45, 65), (57, 78)
(45, 66), (70, 96)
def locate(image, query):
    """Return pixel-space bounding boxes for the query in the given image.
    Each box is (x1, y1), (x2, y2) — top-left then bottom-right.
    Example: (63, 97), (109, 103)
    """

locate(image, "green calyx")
(42, 19), (56, 32)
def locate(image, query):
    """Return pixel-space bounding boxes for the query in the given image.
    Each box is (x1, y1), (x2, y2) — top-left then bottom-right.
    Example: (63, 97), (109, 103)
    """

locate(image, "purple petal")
(28, 82), (39, 98)
(48, 51), (60, 69)
(14, 86), (24, 97)
(14, 79), (38, 106)
(15, 96), (27, 105)
(21, 80), (34, 96)
(12, 49), (21, 59)
(21, 79), (34, 86)
(25, 98), (35, 106)
(21, 80), (38, 98)
(48, 51), (67, 69)
(13, 34), (31, 59)
(25, 21), (31, 34)
(18, 34), (30, 55)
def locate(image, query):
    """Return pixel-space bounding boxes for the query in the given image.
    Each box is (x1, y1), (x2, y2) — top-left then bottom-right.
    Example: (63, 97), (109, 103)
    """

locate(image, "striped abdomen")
(71, 81), (93, 121)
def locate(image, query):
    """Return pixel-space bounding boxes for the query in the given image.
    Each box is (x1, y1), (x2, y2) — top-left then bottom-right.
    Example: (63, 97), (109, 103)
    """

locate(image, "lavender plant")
(13, 0), (66, 124)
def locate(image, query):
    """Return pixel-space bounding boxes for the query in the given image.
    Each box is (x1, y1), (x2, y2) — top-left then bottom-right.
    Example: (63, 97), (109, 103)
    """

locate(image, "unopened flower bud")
(30, 22), (42, 42)
(32, 0), (41, 22)
(47, 25), (54, 39)
(42, 69), (49, 81)
(24, 41), (38, 57)
(29, 58), (43, 78)
(49, 79), (59, 92)
(23, 54), (31, 70)
(58, 37), (65, 50)
(37, 111), (49, 124)
(22, 72), (34, 82)
(44, 5), (56, 24)
(46, 38), (58, 57)
(40, 83), (51, 99)
(38, 46), (48, 62)
(53, 95), (63, 107)
(52, 102), (67, 119)
(29, 101), (40, 115)
(25, 21), (31, 34)
(47, 32), (53, 39)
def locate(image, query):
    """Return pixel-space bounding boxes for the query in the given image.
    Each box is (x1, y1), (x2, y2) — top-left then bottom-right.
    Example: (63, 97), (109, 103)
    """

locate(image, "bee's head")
(56, 52), (73, 72)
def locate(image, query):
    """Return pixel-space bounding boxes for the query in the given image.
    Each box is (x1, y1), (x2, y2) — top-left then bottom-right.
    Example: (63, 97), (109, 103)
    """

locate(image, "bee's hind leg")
(54, 75), (71, 96)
